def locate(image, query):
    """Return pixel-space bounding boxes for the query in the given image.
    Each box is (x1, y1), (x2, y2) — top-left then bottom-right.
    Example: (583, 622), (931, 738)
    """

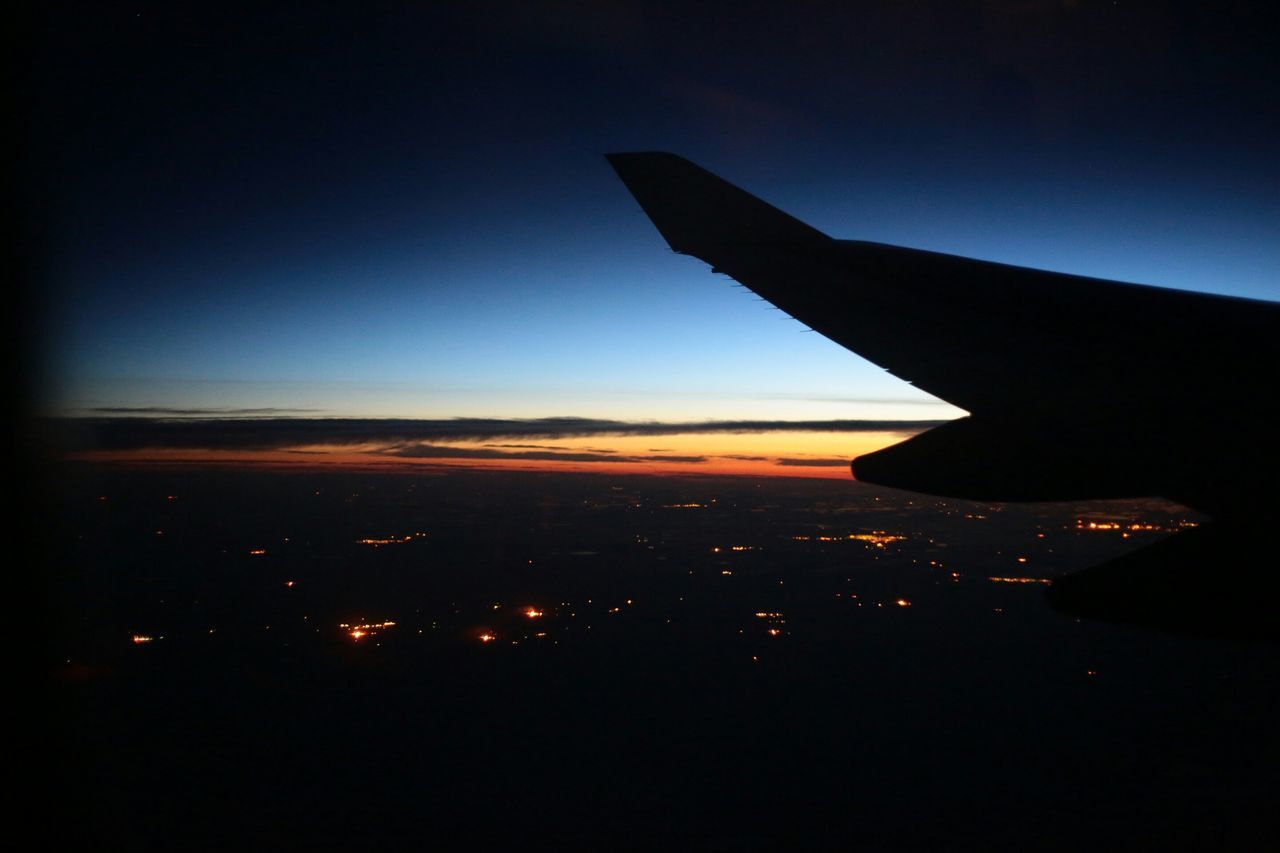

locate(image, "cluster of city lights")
(340, 620), (397, 640)
(357, 532), (428, 547)
(1074, 520), (1191, 532)
(754, 610), (787, 638)
(790, 532), (905, 547)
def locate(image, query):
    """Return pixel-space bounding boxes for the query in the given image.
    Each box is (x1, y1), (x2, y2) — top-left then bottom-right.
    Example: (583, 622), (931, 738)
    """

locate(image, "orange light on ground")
(896, 599), (911, 607)
(131, 634), (153, 644)
(341, 620), (395, 640)
(478, 632), (496, 643)
(525, 608), (543, 618)
(357, 533), (426, 547)
(847, 532), (905, 546)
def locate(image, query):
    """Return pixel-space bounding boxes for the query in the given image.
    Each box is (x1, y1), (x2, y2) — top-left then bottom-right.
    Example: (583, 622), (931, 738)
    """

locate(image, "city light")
(357, 532), (428, 547)
(340, 620), (396, 641)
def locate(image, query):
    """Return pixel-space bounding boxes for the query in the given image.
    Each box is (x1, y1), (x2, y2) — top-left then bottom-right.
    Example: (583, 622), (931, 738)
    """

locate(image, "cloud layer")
(52, 416), (944, 452)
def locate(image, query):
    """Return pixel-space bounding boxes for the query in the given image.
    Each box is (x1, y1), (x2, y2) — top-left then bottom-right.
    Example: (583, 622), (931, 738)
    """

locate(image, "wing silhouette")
(608, 151), (1279, 639)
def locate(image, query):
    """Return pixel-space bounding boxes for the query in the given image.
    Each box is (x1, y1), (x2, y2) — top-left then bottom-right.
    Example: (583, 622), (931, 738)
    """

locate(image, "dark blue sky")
(25, 1), (1279, 420)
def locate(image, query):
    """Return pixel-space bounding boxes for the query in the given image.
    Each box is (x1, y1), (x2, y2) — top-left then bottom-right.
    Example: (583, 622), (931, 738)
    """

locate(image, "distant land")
(45, 464), (1276, 851)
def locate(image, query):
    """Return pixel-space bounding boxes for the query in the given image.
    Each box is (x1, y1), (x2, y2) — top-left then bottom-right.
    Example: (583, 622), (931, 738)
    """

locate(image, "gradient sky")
(24, 1), (1279, 429)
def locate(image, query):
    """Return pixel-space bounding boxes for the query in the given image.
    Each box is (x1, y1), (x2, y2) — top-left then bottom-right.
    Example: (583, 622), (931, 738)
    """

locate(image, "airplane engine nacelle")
(851, 415), (1157, 504)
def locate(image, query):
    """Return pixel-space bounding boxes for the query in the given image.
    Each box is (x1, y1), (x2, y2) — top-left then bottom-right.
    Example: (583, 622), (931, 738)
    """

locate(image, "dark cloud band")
(49, 416), (944, 452)
(775, 457), (854, 467)
(382, 443), (706, 464)
(82, 406), (323, 416)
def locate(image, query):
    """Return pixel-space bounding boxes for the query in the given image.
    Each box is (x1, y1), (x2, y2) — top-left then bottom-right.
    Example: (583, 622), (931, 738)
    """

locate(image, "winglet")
(606, 152), (829, 256)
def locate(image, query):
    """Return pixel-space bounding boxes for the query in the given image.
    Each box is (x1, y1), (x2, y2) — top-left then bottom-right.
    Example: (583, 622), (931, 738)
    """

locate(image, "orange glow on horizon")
(67, 428), (929, 479)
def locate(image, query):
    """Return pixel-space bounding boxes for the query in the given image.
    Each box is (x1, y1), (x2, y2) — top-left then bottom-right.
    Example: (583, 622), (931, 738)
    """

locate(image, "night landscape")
(49, 465), (1275, 850)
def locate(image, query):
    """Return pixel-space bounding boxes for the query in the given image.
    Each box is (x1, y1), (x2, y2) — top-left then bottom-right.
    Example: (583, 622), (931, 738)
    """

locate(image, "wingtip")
(605, 150), (828, 255)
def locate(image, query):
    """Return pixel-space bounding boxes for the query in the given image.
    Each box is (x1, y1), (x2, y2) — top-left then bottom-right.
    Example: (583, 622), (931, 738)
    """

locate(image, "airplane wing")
(607, 151), (1280, 639)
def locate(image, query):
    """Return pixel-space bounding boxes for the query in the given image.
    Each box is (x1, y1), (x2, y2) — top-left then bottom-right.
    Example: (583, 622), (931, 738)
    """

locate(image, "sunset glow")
(68, 428), (925, 479)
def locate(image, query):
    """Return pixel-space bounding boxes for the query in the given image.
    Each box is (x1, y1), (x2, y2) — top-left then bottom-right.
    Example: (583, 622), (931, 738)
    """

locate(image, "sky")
(22, 1), (1279, 473)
